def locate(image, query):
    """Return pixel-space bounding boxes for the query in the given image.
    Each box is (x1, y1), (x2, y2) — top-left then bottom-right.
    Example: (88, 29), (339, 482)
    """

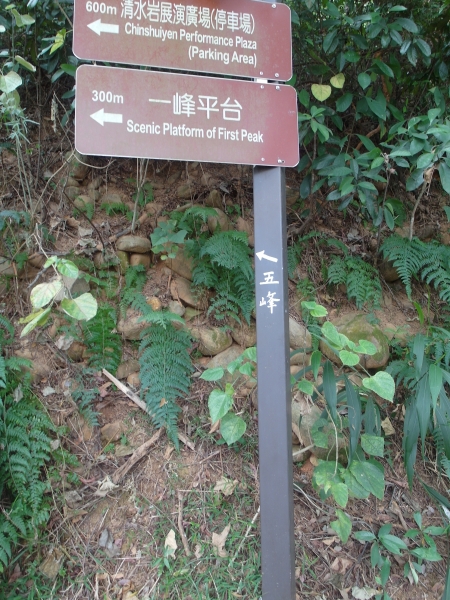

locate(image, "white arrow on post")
(87, 19), (119, 35)
(90, 108), (123, 126)
(256, 250), (278, 263)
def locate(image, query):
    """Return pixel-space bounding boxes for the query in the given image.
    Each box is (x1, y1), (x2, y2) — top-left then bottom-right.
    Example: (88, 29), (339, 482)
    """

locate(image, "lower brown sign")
(74, 65), (299, 167)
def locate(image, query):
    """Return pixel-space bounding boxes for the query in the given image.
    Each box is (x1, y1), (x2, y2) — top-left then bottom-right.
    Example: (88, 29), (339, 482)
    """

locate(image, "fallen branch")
(102, 369), (195, 451)
(112, 429), (162, 484)
(177, 491), (191, 557)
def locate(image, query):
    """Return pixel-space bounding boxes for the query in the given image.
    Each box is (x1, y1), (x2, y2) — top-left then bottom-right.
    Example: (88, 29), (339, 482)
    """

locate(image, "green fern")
(82, 305), (122, 374)
(120, 265), (147, 315)
(130, 292), (185, 328)
(171, 206), (218, 236)
(190, 230), (255, 323)
(328, 255), (382, 309)
(139, 324), (192, 447)
(101, 201), (131, 217)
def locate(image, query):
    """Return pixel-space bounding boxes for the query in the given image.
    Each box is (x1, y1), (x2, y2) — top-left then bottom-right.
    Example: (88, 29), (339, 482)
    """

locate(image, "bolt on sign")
(74, 65), (299, 167)
(73, 0), (292, 81)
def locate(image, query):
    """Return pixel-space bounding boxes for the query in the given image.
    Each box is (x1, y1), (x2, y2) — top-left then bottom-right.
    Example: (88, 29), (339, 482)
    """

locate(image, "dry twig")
(177, 491), (192, 557)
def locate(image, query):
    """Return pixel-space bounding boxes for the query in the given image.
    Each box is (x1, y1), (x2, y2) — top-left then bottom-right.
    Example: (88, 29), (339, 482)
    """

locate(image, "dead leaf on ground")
(330, 556), (353, 574)
(214, 476), (238, 496)
(322, 536), (337, 546)
(94, 475), (119, 497)
(352, 586), (379, 599)
(381, 416), (395, 436)
(212, 524), (231, 557)
(42, 386), (56, 396)
(165, 529), (177, 558)
(164, 444), (174, 459)
(194, 543), (203, 559)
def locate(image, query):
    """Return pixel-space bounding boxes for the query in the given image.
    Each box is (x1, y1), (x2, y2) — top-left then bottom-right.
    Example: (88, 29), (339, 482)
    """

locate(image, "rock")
(61, 176), (80, 188)
(206, 345), (245, 370)
(379, 259), (400, 283)
(201, 172), (218, 187)
(235, 217), (254, 246)
(147, 296), (162, 311)
(117, 309), (147, 340)
(27, 254), (46, 269)
(290, 349), (311, 367)
(189, 325), (232, 356)
(66, 151), (90, 181)
(292, 401), (348, 462)
(0, 257), (15, 276)
(100, 421), (126, 443)
(170, 276), (209, 310)
(184, 307), (203, 321)
(117, 250), (129, 273)
(87, 176), (103, 191)
(116, 359), (140, 380)
(127, 372), (140, 387)
(205, 189), (223, 209)
(100, 191), (123, 206)
(320, 313), (390, 369)
(117, 235), (151, 254)
(168, 300), (185, 317)
(88, 189), (101, 202)
(67, 341), (87, 362)
(289, 317), (312, 350)
(166, 171), (181, 185)
(286, 186), (300, 206)
(130, 253), (151, 269)
(39, 547), (64, 580)
(65, 186), (83, 201)
(115, 444), (134, 457)
(165, 245), (195, 280)
(177, 182), (193, 199)
(229, 319), (256, 348)
(206, 344), (246, 383)
(208, 208), (231, 233)
(14, 345), (52, 381)
(145, 202), (164, 216)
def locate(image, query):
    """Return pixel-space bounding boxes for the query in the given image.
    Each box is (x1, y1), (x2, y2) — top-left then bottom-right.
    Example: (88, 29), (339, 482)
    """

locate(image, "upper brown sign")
(73, 0), (292, 81)
(74, 65), (299, 167)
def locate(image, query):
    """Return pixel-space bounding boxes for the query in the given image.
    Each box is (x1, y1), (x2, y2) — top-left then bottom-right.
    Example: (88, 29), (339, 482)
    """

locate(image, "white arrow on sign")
(256, 251), (278, 263)
(87, 19), (119, 35)
(90, 108), (123, 126)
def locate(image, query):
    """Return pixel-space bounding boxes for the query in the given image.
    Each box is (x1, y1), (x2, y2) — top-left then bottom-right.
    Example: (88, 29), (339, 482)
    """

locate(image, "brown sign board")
(74, 65), (299, 167)
(73, 0), (292, 81)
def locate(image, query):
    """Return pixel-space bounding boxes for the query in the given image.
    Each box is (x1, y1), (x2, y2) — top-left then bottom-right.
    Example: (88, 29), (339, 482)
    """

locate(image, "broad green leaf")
(371, 542), (382, 568)
(20, 307), (51, 337)
(220, 413), (246, 445)
(406, 168), (424, 191)
(343, 469), (370, 499)
(354, 530), (376, 542)
(358, 72), (371, 90)
(345, 376), (361, 464)
(208, 388), (233, 423)
(331, 510), (352, 543)
(297, 379), (314, 395)
(311, 350), (322, 380)
(411, 547), (442, 561)
(428, 364), (442, 409)
(380, 557), (391, 586)
(238, 362), (254, 377)
(60, 293), (97, 321)
(354, 340), (377, 355)
(322, 321), (342, 347)
(311, 84), (331, 102)
(330, 73), (345, 89)
(367, 92), (386, 120)
(200, 367), (225, 382)
(242, 347), (257, 361)
(344, 50), (360, 62)
(350, 461), (385, 500)
(389, 5), (407, 11)
(56, 259), (79, 278)
(379, 533), (408, 554)
(14, 55), (35, 72)
(439, 162), (450, 194)
(301, 301), (328, 317)
(339, 350), (360, 367)
(298, 89), (310, 108)
(30, 280), (63, 309)
(361, 434), (384, 457)
(384, 207), (395, 230)
(331, 482), (348, 508)
(373, 59), (394, 78)
(416, 152), (434, 170)
(226, 357), (242, 374)
(0, 71), (22, 94)
(323, 360), (338, 423)
(323, 29), (337, 54)
(415, 38), (431, 57)
(362, 372), (395, 402)
(336, 93), (353, 112)
(395, 17), (418, 33)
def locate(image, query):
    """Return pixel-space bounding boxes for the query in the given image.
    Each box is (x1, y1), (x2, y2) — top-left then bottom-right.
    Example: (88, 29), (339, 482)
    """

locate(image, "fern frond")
(200, 230), (253, 278)
(82, 305), (122, 374)
(139, 324), (192, 446)
(328, 255), (382, 309)
(380, 235), (425, 298)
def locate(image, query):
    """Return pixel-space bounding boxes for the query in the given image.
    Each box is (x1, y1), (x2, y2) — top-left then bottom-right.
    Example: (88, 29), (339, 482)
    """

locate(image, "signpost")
(73, 0), (292, 81)
(75, 65), (299, 167)
(73, 0), (298, 597)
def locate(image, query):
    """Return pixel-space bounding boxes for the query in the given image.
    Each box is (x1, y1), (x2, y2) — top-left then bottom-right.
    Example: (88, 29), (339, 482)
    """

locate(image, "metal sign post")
(254, 1), (296, 598)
